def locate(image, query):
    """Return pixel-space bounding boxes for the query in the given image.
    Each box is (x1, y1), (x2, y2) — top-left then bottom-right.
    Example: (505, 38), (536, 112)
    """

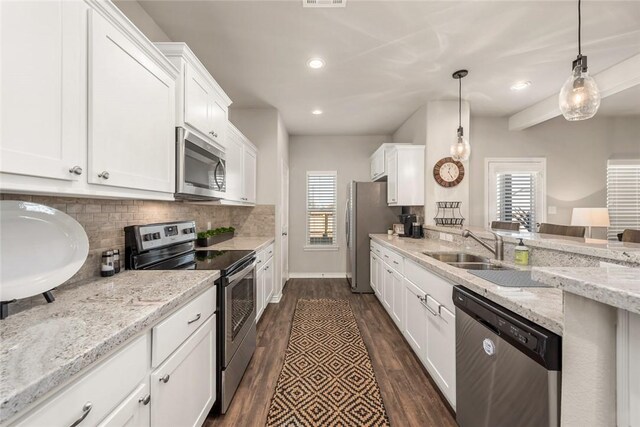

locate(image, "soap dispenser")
(514, 239), (529, 266)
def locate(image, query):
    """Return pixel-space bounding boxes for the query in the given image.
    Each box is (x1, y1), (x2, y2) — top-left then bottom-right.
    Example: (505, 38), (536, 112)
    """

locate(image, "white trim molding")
(288, 272), (346, 279)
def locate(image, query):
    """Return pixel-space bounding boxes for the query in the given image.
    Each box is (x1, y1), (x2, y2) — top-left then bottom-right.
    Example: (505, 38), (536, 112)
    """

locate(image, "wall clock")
(433, 157), (465, 187)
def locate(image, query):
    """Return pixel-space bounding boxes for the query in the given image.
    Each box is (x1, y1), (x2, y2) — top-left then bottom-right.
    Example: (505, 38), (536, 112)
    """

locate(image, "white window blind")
(607, 159), (640, 240)
(486, 158), (546, 232)
(496, 173), (537, 231)
(306, 171), (337, 246)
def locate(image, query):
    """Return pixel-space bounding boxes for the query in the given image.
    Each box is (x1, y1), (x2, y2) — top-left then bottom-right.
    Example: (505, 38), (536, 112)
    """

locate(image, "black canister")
(411, 222), (422, 239)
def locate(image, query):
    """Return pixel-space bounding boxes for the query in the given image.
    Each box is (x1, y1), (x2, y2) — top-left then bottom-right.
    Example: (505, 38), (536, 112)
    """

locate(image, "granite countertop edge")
(532, 267), (640, 315)
(0, 270), (220, 424)
(370, 234), (564, 336)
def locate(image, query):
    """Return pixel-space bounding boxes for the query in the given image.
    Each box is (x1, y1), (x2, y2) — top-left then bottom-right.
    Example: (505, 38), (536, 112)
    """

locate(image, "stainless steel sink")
(423, 252), (490, 263)
(447, 262), (512, 271)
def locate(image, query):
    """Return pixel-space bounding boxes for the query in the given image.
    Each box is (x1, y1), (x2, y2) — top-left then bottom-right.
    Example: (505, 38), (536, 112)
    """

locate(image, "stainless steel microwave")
(175, 127), (226, 200)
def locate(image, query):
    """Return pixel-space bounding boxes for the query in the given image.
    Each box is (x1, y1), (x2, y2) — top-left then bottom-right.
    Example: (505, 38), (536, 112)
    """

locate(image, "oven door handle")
(227, 260), (257, 284)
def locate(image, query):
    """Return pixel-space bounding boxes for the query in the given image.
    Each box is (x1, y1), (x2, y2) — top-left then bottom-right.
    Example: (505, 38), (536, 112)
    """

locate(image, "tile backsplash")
(1, 194), (275, 284)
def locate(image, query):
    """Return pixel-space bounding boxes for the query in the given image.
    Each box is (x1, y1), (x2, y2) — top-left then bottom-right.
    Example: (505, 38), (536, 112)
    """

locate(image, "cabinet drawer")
(152, 286), (216, 367)
(370, 241), (383, 257)
(14, 334), (148, 427)
(381, 247), (403, 274)
(405, 259), (454, 313)
(257, 243), (274, 267)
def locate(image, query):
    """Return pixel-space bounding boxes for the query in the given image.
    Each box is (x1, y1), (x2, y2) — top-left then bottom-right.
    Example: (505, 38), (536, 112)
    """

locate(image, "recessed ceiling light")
(510, 81), (532, 91)
(307, 58), (325, 69)
(312, 109), (323, 115)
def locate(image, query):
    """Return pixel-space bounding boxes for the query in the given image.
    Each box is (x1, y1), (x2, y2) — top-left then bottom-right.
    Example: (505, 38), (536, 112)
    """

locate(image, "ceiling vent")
(303, 0), (346, 8)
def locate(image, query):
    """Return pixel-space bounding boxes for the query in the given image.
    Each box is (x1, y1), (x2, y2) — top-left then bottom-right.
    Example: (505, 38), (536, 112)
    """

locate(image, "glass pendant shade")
(559, 65), (601, 121)
(451, 133), (471, 161)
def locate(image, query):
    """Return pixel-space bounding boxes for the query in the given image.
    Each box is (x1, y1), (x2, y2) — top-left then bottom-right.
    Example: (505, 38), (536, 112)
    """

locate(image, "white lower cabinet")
(10, 287), (218, 427)
(372, 241), (456, 409)
(370, 252), (379, 295)
(256, 243), (275, 321)
(97, 382), (150, 427)
(13, 335), (148, 427)
(150, 315), (216, 427)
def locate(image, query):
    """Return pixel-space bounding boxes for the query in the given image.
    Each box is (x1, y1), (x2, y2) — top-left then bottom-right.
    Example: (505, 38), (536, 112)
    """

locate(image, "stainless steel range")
(124, 221), (257, 414)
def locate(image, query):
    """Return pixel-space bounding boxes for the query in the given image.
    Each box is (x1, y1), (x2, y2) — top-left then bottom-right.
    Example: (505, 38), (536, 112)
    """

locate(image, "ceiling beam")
(508, 53), (640, 131)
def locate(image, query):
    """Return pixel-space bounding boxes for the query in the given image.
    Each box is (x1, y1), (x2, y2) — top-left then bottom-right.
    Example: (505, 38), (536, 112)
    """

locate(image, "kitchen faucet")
(461, 229), (504, 261)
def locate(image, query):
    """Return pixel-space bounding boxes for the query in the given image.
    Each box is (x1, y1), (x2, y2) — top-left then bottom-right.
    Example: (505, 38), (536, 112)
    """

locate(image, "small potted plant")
(196, 226), (235, 247)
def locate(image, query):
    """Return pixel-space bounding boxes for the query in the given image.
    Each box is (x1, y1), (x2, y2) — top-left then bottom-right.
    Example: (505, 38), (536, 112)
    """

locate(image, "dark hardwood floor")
(205, 278), (457, 427)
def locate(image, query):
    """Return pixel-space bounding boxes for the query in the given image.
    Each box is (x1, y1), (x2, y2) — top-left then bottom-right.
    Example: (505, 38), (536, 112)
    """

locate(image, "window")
(607, 159), (640, 241)
(486, 158), (546, 232)
(306, 171), (337, 248)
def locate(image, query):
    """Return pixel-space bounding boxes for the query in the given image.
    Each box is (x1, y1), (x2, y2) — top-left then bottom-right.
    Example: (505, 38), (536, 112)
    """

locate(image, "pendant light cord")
(458, 77), (462, 129)
(577, 0), (582, 58)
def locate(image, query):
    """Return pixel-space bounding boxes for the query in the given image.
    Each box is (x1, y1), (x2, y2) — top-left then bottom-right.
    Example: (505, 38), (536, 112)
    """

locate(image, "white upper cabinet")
(369, 143), (408, 182)
(155, 43), (231, 149)
(0, 0), (85, 182)
(0, 0), (179, 200)
(387, 145), (425, 206)
(224, 123), (257, 205)
(88, 9), (175, 193)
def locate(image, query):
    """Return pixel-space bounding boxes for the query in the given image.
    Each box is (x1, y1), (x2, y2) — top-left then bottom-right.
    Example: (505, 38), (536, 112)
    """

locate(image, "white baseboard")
(288, 272), (346, 279)
(270, 294), (282, 303)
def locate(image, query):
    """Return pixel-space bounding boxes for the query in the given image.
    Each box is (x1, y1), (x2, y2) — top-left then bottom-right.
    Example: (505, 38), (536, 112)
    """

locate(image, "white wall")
(113, 1), (171, 42)
(289, 135), (392, 275)
(393, 105), (427, 145)
(468, 115), (640, 231)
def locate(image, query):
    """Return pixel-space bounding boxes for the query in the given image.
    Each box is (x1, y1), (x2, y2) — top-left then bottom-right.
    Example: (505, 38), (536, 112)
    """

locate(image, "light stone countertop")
(532, 266), (640, 314)
(0, 270), (220, 424)
(199, 236), (275, 252)
(370, 234), (564, 335)
(424, 224), (640, 265)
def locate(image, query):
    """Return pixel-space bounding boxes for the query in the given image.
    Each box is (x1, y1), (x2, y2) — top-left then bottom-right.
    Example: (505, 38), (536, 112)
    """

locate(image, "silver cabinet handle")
(209, 131), (218, 138)
(159, 374), (170, 383)
(69, 166), (83, 175)
(69, 402), (92, 427)
(393, 260), (399, 265)
(187, 313), (201, 324)
(419, 295), (438, 316)
(138, 394), (151, 405)
(282, 232), (288, 236)
(98, 171), (109, 179)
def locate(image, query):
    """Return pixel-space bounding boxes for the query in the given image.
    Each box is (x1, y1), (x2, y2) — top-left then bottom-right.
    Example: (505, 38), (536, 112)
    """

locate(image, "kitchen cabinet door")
(403, 278), (428, 362)
(88, 10), (175, 194)
(263, 257), (275, 308)
(386, 150), (398, 204)
(97, 382), (150, 427)
(184, 64), (213, 140)
(243, 147), (257, 204)
(225, 130), (244, 202)
(375, 254), (384, 302)
(0, 0), (85, 182)
(256, 265), (265, 321)
(425, 296), (456, 408)
(151, 315), (216, 427)
(209, 97), (227, 148)
(382, 266), (393, 313)
(370, 252), (378, 294)
(391, 268), (404, 330)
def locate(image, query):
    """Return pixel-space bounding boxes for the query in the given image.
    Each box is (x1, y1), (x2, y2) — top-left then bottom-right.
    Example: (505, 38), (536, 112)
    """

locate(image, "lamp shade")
(571, 208), (610, 227)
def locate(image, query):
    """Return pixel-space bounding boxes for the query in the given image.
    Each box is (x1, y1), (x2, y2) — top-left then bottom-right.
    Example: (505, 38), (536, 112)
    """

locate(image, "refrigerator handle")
(344, 199), (350, 247)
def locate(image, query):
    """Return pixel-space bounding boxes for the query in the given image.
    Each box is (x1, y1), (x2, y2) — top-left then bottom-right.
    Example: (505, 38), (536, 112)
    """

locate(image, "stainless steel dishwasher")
(453, 286), (561, 427)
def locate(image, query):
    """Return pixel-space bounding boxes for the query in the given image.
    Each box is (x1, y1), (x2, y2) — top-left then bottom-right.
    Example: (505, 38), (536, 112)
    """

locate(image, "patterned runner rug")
(266, 299), (390, 426)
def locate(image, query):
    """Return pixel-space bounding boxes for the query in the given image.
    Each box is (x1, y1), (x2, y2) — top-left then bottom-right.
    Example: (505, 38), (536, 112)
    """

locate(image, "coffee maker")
(399, 213), (416, 237)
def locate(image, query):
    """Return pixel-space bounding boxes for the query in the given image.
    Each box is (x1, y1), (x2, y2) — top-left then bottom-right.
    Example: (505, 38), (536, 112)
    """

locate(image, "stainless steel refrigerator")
(346, 181), (401, 293)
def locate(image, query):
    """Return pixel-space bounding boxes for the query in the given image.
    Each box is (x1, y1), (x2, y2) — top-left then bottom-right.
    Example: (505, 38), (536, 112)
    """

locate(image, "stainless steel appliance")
(345, 181), (401, 293)
(175, 127), (226, 201)
(124, 221), (257, 415)
(453, 286), (561, 427)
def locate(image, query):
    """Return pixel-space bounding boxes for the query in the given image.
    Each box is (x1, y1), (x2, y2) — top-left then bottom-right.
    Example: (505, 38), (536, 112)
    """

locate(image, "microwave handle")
(214, 161), (226, 191)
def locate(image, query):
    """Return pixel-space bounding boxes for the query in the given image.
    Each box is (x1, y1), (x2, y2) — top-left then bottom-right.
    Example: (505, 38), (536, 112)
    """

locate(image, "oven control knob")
(143, 233), (152, 241)
(153, 232), (161, 240)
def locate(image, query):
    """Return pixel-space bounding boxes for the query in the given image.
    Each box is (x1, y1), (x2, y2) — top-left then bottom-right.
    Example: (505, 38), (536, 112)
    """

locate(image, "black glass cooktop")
(194, 250), (254, 274)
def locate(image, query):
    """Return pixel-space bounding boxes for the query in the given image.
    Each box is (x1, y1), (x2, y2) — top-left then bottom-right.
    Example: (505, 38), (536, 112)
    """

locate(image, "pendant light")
(559, 0), (600, 121)
(451, 69), (471, 161)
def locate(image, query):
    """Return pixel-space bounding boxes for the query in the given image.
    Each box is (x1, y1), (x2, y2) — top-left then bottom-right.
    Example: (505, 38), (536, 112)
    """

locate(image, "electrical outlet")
(207, 221), (211, 229)
(439, 232), (447, 241)
(445, 234), (453, 242)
